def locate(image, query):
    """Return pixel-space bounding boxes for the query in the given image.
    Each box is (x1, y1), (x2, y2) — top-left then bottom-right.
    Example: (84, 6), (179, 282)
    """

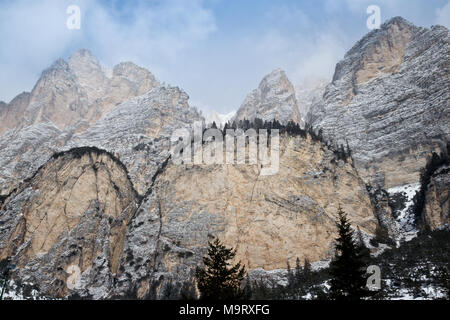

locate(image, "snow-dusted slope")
(309, 17), (450, 189)
(204, 110), (236, 128)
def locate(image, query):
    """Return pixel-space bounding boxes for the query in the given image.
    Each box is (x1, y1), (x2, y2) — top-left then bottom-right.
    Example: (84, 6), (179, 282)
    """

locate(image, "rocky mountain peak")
(69, 49), (100, 66)
(68, 49), (103, 77)
(310, 18), (449, 189)
(382, 16), (416, 29)
(259, 69), (294, 98)
(68, 49), (108, 103)
(234, 68), (301, 125)
(37, 58), (72, 82)
(333, 16), (419, 85)
(109, 62), (161, 99)
(113, 62), (159, 84)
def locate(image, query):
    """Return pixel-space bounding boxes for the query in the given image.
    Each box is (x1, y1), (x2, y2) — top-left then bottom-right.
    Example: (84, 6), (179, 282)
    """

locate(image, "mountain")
(308, 17), (450, 190)
(0, 135), (377, 299)
(423, 163), (449, 230)
(67, 86), (203, 195)
(0, 51), (379, 299)
(233, 69), (301, 125)
(204, 110), (236, 128)
(0, 49), (201, 196)
(0, 16), (449, 300)
(0, 49), (161, 136)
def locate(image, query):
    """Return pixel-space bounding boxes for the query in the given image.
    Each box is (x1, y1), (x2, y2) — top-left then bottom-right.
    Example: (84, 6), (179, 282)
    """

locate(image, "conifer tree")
(303, 258), (312, 277)
(179, 277), (198, 300)
(195, 238), (246, 300)
(294, 258), (302, 284)
(329, 206), (368, 300)
(438, 264), (450, 300)
(243, 274), (253, 300)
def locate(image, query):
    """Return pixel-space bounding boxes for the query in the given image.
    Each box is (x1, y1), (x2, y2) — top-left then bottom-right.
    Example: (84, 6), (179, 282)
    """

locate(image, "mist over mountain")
(0, 16), (448, 300)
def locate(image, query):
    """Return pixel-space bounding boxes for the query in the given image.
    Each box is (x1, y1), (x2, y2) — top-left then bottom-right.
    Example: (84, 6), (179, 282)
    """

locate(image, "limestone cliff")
(0, 134), (377, 299)
(113, 133), (377, 298)
(309, 17), (450, 189)
(0, 50), (202, 196)
(423, 164), (450, 230)
(0, 16), (448, 299)
(0, 148), (139, 298)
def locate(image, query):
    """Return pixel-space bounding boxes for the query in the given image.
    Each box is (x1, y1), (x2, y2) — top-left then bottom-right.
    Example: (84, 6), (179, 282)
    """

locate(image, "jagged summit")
(343, 16), (418, 58)
(0, 49), (203, 196)
(382, 16), (417, 29)
(233, 68), (301, 125)
(37, 58), (72, 83)
(0, 49), (166, 136)
(0, 17), (449, 300)
(333, 16), (420, 84)
(262, 68), (286, 82)
(70, 48), (96, 58)
(310, 17), (449, 188)
(68, 49), (103, 74)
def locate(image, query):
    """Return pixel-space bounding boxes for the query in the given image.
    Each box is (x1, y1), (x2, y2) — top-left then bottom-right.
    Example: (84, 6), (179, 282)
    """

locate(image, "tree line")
(209, 118), (352, 163)
(192, 207), (377, 300)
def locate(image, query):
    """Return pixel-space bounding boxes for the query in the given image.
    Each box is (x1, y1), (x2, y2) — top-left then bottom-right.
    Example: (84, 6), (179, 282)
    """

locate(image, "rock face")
(0, 49), (201, 196)
(0, 15), (449, 299)
(0, 135), (377, 299)
(5, 50), (377, 299)
(423, 164), (450, 230)
(114, 134), (377, 299)
(66, 86), (203, 195)
(234, 69), (301, 125)
(309, 17), (450, 189)
(0, 92), (31, 136)
(0, 148), (140, 299)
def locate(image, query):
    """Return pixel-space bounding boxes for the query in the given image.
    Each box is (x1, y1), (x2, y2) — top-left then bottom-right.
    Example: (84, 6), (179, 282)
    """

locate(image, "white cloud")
(0, 0), (74, 102)
(0, 0), (216, 102)
(249, 9), (350, 91)
(436, 1), (450, 28)
(81, 0), (216, 66)
(0, 0), (446, 113)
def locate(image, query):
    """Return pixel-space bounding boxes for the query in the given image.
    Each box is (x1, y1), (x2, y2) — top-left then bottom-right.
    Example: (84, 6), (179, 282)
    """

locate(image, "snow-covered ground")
(1, 280), (42, 300)
(387, 183), (421, 244)
(311, 260), (330, 271)
(390, 286), (446, 300)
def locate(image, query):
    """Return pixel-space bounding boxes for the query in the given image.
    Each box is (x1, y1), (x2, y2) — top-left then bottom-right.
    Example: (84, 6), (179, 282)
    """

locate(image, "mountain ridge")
(0, 16), (448, 300)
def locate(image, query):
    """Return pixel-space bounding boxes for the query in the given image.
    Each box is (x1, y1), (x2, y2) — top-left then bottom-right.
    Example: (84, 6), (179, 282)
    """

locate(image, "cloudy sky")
(0, 0), (449, 113)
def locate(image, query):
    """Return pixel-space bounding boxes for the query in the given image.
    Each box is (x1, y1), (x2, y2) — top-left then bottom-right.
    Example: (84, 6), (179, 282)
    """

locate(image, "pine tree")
(438, 264), (450, 300)
(195, 238), (246, 300)
(286, 261), (295, 298)
(303, 258), (311, 277)
(179, 277), (198, 300)
(329, 206), (368, 300)
(243, 274), (253, 300)
(294, 258), (302, 284)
